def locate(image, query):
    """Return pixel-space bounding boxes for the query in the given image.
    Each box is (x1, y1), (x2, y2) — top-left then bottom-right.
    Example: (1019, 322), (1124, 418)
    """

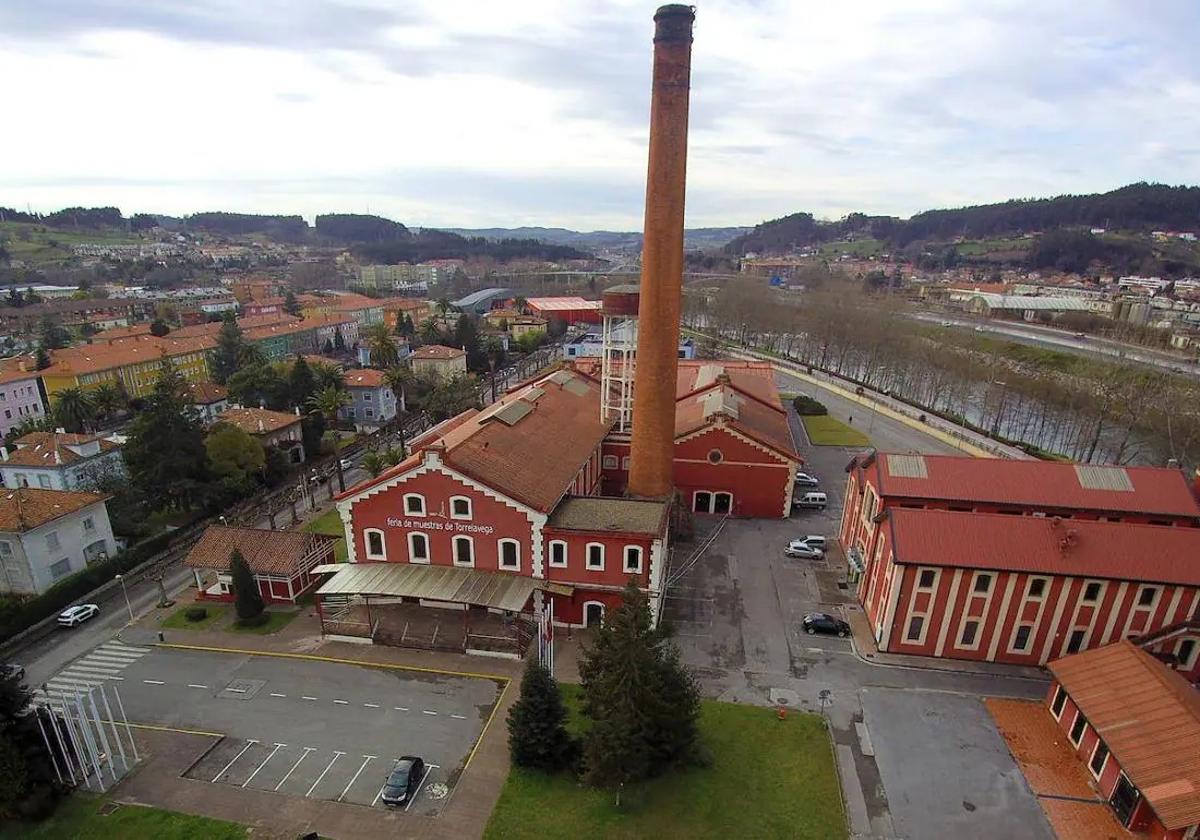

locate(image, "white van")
(793, 492), (828, 510)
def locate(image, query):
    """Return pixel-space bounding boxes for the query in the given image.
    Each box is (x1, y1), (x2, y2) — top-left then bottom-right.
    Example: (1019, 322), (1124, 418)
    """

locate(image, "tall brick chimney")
(627, 4), (694, 499)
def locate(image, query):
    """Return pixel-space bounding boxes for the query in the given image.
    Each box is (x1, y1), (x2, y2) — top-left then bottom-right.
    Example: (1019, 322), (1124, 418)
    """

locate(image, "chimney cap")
(653, 4), (695, 43)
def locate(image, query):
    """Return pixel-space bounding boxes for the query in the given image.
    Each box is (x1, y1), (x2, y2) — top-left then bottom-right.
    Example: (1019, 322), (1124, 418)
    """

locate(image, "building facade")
(409, 345), (467, 381)
(0, 369), (47, 439)
(0, 489), (116, 595)
(0, 431), (126, 490)
(216, 407), (305, 464)
(342, 369), (398, 429)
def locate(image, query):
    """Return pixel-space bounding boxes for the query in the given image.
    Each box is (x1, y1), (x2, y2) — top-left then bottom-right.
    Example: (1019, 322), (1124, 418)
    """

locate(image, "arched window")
(407, 532), (430, 564)
(585, 542), (605, 571)
(623, 545), (643, 574)
(450, 496), (472, 520)
(548, 540), (568, 568)
(403, 493), (426, 515)
(364, 529), (386, 560)
(453, 535), (474, 567)
(498, 539), (520, 571)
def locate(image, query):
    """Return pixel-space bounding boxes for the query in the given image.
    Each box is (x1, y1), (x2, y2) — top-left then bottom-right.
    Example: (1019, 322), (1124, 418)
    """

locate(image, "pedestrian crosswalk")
(36, 640), (151, 704)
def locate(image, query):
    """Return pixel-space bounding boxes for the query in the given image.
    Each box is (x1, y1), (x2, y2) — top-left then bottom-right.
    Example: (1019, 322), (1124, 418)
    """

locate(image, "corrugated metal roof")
(1048, 641), (1200, 830)
(316, 563), (538, 612)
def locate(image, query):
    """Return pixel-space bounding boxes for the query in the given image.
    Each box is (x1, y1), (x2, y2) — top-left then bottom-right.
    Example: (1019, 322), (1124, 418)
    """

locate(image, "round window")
(707, 449), (723, 464)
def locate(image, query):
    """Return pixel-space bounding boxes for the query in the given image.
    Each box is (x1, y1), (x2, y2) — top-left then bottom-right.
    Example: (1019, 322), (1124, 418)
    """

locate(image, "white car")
(339, 458), (354, 471)
(794, 535), (827, 550)
(785, 541), (824, 560)
(794, 471), (820, 488)
(58, 604), (99, 628)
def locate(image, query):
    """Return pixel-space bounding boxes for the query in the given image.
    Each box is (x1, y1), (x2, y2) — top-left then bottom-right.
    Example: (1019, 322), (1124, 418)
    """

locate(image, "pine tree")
(230, 548), (264, 622)
(284, 290), (301, 316)
(288, 356), (316, 408)
(123, 360), (210, 510)
(507, 659), (575, 772)
(211, 314), (247, 385)
(33, 346), (50, 371)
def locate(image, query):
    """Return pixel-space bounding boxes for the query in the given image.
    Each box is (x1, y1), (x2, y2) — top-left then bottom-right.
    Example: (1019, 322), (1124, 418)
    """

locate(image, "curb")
(847, 641), (1048, 682)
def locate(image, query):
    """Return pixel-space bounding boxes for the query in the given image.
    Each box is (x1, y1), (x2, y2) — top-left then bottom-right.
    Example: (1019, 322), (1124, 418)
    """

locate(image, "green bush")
(235, 612), (270, 628)
(184, 607), (208, 622)
(792, 395), (828, 416)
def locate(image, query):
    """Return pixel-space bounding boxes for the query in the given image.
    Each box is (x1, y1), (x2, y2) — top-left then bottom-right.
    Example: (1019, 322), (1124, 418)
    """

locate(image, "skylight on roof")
(1075, 465), (1134, 492)
(886, 454), (928, 478)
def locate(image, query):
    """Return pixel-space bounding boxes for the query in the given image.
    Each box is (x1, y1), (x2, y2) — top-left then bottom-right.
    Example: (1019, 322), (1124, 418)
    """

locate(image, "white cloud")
(1, 0), (1197, 229)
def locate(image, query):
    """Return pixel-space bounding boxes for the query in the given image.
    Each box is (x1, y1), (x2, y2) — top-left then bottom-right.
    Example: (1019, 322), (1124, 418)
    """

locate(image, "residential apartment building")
(188, 381), (230, 424)
(40, 336), (214, 398)
(342, 368), (398, 429)
(216, 407), (305, 464)
(0, 431), (126, 490)
(409, 345), (467, 381)
(0, 368), (47, 438)
(0, 488), (116, 595)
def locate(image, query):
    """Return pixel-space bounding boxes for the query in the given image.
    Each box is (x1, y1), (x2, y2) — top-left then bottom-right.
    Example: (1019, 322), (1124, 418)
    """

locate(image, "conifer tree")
(506, 658), (575, 772)
(230, 548), (263, 622)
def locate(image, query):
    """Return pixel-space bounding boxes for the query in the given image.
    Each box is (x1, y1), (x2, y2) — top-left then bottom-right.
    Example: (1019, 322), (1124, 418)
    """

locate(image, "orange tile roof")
(1049, 641), (1200, 830)
(344, 368), (387, 388)
(43, 336), (216, 376)
(184, 525), (337, 575)
(5, 432), (122, 468)
(331, 294), (382, 312)
(0, 487), (108, 532)
(188, 381), (229, 404)
(217, 407), (301, 435)
(673, 361), (798, 462)
(410, 344), (465, 360)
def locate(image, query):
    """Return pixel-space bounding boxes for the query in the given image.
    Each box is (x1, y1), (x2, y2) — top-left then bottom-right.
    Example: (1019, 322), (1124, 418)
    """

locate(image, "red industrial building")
(186, 526), (338, 605)
(1044, 641), (1200, 838)
(1137, 618), (1200, 684)
(857, 506), (1200, 665)
(524, 296), (603, 325)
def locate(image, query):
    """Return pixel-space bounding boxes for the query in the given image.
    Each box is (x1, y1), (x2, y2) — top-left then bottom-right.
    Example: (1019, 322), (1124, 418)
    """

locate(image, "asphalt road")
(42, 645), (499, 815)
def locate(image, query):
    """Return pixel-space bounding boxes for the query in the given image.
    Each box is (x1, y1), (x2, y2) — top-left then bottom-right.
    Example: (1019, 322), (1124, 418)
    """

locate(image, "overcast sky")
(2, 0), (1199, 230)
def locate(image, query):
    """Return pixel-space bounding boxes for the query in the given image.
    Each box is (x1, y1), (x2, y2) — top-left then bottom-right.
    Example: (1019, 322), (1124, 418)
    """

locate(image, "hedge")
(792, 395), (828, 416)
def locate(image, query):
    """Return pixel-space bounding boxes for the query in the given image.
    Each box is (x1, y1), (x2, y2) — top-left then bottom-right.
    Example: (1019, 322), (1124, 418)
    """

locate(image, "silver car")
(785, 541), (824, 560)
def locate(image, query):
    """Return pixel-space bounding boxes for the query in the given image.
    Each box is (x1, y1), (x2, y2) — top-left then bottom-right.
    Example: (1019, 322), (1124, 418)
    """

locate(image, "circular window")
(707, 449), (723, 464)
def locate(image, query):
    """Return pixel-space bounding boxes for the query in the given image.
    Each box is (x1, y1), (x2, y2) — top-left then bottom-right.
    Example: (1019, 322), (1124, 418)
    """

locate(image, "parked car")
(57, 604), (99, 628)
(794, 471), (820, 487)
(794, 535), (827, 550)
(803, 612), (850, 637)
(1, 664), (24, 682)
(793, 491), (828, 510)
(339, 458), (354, 471)
(380, 756), (426, 807)
(785, 541), (824, 559)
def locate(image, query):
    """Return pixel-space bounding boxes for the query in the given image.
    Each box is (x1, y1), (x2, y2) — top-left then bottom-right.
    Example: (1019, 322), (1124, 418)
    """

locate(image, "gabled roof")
(0, 488), (108, 532)
(410, 344), (465, 360)
(887, 508), (1200, 586)
(188, 381), (229, 405)
(4, 432), (122, 468)
(345, 368), (387, 388)
(184, 525), (338, 575)
(1049, 641), (1200, 830)
(855, 452), (1200, 520)
(341, 369), (611, 513)
(673, 360), (798, 462)
(217, 407), (301, 435)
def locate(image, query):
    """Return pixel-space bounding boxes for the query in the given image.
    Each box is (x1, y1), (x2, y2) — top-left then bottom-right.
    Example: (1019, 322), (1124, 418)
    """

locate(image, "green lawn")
(0, 795), (247, 840)
(160, 604), (229, 631)
(801, 414), (871, 447)
(303, 508), (347, 562)
(227, 608), (300, 635)
(485, 689), (846, 840)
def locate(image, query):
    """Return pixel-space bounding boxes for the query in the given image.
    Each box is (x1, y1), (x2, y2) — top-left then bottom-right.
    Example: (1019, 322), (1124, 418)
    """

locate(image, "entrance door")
(713, 492), (733, 514)
(693, 491), (712, 513)
(1109, 773), (1140, 827)
(584, 602), (604, 628)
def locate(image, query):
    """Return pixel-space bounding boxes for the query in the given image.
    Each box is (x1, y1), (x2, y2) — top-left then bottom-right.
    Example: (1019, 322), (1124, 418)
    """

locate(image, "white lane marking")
(226, 688), (247, 694)
(274, 747), (315, 791)
(405, 765), (434, 813)
(338, 755), (375, 801)
(363, 703), (379, 709)
(333, 699), (348, 705)
(450, 714), (466, 720)
(187, 684), (208, 689)
(305, 751), (345, 798)
(142, 679), (165, 685)
(212, 739), (259, 782)
(242, 743), (286, 788)
(394, 707), (408, 712)
(269, 692), (286, 697)
(422, 710), (437, 716)
(302, 696), (318, 701)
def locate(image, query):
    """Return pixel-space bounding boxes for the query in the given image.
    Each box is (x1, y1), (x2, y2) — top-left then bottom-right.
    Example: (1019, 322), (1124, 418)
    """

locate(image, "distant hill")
(724, 183), (1200, 256)
(443, 226), (752, 251)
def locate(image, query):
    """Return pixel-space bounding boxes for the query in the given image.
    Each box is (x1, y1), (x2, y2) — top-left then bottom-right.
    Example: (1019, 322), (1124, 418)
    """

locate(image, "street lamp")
(114, 574), (134, 622)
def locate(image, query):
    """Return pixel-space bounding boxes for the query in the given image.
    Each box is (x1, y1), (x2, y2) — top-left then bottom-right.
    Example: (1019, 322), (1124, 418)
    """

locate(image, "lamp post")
(114, 574), (134, 622)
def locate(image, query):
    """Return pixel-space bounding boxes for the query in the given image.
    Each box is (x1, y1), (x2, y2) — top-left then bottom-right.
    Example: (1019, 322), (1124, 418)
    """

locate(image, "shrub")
(792, 395), (828, 415)
(184, 607), (208, 622)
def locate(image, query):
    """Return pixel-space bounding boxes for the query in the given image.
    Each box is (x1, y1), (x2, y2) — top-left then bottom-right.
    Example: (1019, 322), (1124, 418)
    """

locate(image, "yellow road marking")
(464, 678), (509, 771)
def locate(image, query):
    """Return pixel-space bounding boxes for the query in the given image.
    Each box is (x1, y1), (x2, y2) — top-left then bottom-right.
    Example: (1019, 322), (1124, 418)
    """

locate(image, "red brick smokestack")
(628, 4), (694, 499)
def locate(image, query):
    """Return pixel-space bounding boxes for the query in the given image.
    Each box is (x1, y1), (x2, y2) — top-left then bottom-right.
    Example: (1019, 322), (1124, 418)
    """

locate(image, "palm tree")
(383, 366), (414, 457)
(52, 387), (97, 434)
(311, 361), (344, 393)
(361, 451), (385, 477)
(435, 297), (451, 318)
(89, 382), (124, 423)
(417, 318), (443, 346)
(365, 323), (400, 368)
(307, 386), (352, 492)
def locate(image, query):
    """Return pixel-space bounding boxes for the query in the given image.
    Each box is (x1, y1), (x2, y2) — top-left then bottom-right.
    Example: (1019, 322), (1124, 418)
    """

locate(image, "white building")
(0, 488), (116, 595)
(0, 431), (126, 491)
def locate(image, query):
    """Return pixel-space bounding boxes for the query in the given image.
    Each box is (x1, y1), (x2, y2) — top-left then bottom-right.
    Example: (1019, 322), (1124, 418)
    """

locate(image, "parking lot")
(51, 645), (501, 818)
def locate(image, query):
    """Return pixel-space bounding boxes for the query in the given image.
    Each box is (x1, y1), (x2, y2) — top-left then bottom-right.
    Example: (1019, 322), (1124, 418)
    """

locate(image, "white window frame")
(1081, 579), (1103, 604)
(82, 516), (95, 532)
(1025, 576), (1049, 601)
(623, 545), (643, 574)
(49, 557), (72, 580)
(45, 531), (60, 551)
(498, 538), (520, 571)
(1009, 623), (1034, 654)
(548, 540), (568, 568)
(37, 474), (51, 489)
(916, 567), (938, 592)
(453, 535), (475, 567)
(1050, 685), (1068, 720)
(449, 496), (472, 520)
(904, 614), (926, 644)
(0, 540), (10, 557)
(972, 571), (993, 595)
(956, 618), (982, 651)
(403, 493), (426, 516)
(1088, 738), (1110, 780)
(601, 455), (618, 470)
(1135, 584), (1160, 610)
(693, 491), (712, 513)
(1177, 638), (1198, 670)
(364, 528), (387, 560)
(1068, 709), (1087, 746)
(585, 542), (605, 571)
(407, 532), (430, 564)
(621, 455), (632, 470)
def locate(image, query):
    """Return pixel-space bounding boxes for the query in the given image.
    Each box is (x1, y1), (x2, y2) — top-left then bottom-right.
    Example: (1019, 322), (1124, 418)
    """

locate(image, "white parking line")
(372, 783), (388, 807)
(338, 755), (375, 801)
(363, 703), (379, 709)
(394, 707), (408, 712)
(306, 751), (345, 797)
(422, 710), (437, 716)
(405, 765), (434, 813)
(270, 692), (286, 697)
(226, 688), (247, 694)
(212, 739), (259, 782)
(333, 699), (349, 705)
(450, 714), (466, 720)
(242, 743), (286, 788)
(274, 747), (315, 791)
(143, 679), (165, 685)
(302, 696), (318, 701)
(188, 684), (208, 689)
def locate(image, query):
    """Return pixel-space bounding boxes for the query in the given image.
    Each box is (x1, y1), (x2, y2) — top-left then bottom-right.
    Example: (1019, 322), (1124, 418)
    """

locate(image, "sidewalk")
(845, 602), (1047, 681)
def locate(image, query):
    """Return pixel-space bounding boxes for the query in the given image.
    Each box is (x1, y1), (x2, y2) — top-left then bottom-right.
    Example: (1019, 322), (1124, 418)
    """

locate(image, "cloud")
(1, 0), (1199, 229)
